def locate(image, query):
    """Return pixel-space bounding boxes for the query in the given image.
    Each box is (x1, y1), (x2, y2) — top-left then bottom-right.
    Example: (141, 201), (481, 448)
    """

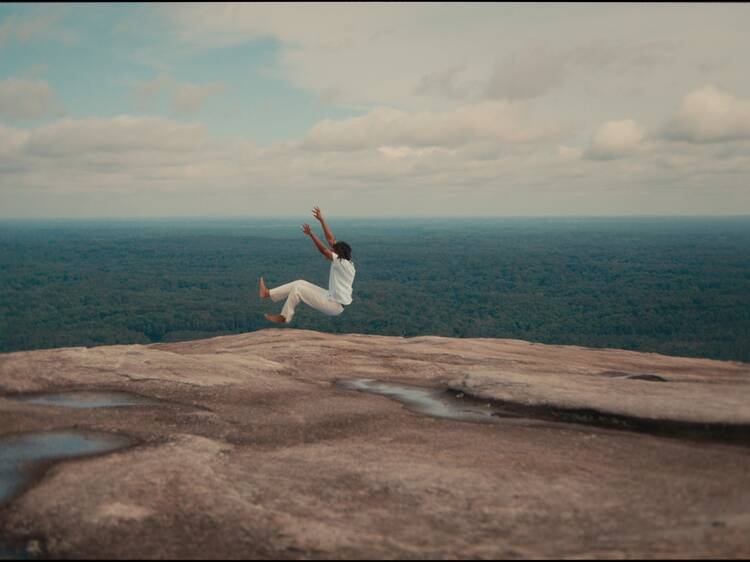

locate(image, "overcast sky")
(0, 3), (749, 218)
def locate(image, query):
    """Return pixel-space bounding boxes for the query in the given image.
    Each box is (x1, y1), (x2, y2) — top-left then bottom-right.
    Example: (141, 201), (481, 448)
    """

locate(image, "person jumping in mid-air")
(259, 206), (355, 324)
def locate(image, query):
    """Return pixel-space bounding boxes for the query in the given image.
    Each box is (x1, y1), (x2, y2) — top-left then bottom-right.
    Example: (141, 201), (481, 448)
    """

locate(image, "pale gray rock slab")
(1, 329), (748, 559)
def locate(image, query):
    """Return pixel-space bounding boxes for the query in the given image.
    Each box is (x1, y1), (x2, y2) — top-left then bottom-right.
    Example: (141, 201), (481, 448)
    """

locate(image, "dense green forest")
(1, 217), (749, 362)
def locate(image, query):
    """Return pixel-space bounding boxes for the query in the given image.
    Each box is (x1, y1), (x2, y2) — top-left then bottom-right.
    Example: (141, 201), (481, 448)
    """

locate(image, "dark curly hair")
(332, 241), (352, 261)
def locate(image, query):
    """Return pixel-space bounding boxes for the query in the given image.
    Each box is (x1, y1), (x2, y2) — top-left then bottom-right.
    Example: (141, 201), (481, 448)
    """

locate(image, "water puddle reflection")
(0, 430), (134, 505)
(338, 379), (498, 423)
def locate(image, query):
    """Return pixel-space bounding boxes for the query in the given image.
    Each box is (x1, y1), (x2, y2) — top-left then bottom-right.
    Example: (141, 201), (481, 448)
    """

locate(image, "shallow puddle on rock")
(339, 379), (498, 423)
(340, 378), (750, 445)
(0, 545), (32, 560)
(8, 391), (160, 409)
(0, 430), (134, 505)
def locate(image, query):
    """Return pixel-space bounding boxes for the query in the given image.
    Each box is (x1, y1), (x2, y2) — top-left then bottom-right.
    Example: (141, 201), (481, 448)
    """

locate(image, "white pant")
(269, 279), (344, 323)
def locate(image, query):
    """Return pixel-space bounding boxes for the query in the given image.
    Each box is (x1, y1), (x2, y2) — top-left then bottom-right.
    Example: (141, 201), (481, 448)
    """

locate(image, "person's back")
(328, 251), (355, 305)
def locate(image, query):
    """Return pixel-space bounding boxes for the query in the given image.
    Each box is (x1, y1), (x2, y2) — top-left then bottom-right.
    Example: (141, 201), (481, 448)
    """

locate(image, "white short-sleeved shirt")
(328, 251), (355, 305)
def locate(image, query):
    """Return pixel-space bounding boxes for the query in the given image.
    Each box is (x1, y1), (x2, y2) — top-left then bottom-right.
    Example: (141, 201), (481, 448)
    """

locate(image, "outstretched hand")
(302, 223), (313, 236)
(312, 206), (323, 221)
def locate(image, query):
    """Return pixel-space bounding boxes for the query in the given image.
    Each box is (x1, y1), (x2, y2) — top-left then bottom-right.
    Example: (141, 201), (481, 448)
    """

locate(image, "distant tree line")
(1, 217), (749, 363)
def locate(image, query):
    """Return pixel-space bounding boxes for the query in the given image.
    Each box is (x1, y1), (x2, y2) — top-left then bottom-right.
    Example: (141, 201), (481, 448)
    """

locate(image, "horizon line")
(2, 214), (750, 222)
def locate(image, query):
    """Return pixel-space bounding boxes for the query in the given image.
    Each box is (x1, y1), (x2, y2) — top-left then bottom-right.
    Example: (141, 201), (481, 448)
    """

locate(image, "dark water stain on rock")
(6, 391), (162, 409)
(0, 430), (135, 506)
(469, 394), (750, 446)
(338, 378), (750, 446)
(600, 371), (668, 382)
(0, 544), (34, 560)
(626, 374), (668, 382)
(337, 379), (499, 424)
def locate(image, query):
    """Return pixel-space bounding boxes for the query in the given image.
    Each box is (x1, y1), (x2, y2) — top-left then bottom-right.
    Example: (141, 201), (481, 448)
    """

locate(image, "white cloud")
(415, 66), (473, 101)
(586, 119), (645, 160)
(301, 101), (564, 152)
(0, 6), (75, 48)
(663, 85), (750, 143)
(0, 110), (563, 200)
(3, 4), (749, 217)
(2, 90), (749, 216)
(0, 124), (30, 158)
(23, 116), (212, 158)
(171, 82), (228, 115)
(0, 116), (255, 196)
(155, 3), (726, 112)
(132, 74), (228, 116)
(479, 39), (678, 106)
(0, 77), (64, 120)
(558, 145), (583, 160)
(0, 110), (750, 216)
(377, 145), (444, 160)
(566, 39), (676, 73)
(485, 47), (567, 101)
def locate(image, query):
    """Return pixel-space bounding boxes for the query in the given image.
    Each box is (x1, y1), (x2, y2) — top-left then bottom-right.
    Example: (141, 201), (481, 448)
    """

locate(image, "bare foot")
(264, 313), (287, 324)
(259, 277), (271, 299)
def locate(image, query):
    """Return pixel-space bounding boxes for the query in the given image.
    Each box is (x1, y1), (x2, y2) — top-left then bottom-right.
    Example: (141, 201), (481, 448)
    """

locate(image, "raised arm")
(302, 223), (333, 261)
(312, 206), (336, 248)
